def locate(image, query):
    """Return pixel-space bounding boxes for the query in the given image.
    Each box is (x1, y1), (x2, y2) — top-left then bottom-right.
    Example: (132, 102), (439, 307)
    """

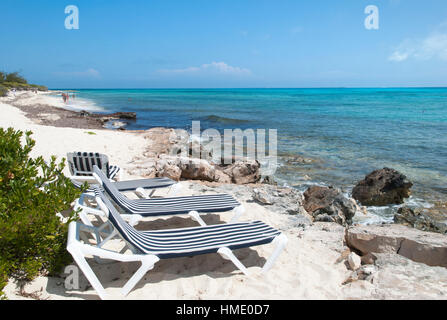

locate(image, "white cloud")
(389, 51), (410, 62)
(158, 62), (251, 75)
(54, 68), (101, 78)
(291, 26), (303, 34)
(389, 33), (447, 62)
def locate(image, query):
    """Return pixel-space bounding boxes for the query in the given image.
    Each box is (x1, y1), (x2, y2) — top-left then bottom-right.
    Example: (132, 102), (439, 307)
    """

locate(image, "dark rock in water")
(284, 155), (317, 165)
(76, 110), (136, 129)
(352, 168), (413, 206)
(79, 110), (91, 117)
(89, 112), (137, 124)
(106, 112), (137, 120)
(303, 186), (357, 226)
(394, 206), (447, 234)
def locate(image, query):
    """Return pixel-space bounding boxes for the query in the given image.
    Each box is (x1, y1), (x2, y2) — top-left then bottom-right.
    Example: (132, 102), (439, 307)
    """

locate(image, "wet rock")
(352, 168), (413, 206)
(284, 155), (317, 165)
(79, 110), (91, 117)
(103, 112), (136, 120)
(394, 206), (447, 234)
(108, 121), (127, 129)
(345, 224), (447, 268)
(303, 186), (357, 226)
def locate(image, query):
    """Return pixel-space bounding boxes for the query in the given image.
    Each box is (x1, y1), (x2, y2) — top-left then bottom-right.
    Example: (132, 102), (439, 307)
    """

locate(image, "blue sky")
(1, 0), (447, 88)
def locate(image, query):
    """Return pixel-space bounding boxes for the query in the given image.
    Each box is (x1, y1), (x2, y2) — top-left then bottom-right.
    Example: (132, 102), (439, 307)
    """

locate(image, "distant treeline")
(0, 72), (48, 97)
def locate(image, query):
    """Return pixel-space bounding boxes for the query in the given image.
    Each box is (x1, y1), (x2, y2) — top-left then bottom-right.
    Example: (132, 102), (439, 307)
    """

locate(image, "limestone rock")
(224, 160), (261, 184)
(347, 252), (362, 271)
(252, 188), (274, 205)
(346, 224), (447, 268)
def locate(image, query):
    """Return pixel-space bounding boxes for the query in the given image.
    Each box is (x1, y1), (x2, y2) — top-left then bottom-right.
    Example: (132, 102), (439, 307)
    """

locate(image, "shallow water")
(60, 88), (447, 220)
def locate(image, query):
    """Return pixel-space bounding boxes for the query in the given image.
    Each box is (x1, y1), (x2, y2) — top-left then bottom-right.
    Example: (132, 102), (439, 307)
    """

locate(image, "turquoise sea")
(60, 88), (447, 220)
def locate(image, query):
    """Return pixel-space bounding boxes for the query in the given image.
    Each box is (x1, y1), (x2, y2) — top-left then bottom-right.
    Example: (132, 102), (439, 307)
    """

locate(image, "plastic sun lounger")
(67, 152), (122, 181)
(71, 176), (177, 198)
(67, 189), (288, 300)
(75, 165), (245, 227)
(67, 151), (177, 198)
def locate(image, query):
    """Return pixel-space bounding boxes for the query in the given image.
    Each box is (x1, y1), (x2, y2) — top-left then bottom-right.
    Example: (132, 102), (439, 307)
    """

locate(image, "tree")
(5, 72), (27, 84)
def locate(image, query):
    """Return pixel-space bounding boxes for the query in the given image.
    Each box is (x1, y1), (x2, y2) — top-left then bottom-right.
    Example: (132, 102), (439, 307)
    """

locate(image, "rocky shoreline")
(2, 90), (447, 299)
(5, 90), (137, 130)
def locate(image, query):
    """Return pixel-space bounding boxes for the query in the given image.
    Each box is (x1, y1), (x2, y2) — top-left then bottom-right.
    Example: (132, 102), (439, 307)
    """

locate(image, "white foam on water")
(353, 205), (396, 225)
(63, 97), (104, 112)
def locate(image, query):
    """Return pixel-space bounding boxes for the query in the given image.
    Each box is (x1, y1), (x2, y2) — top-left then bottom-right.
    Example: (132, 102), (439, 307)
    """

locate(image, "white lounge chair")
(74, 165), (245, 227)
(68, 152), (177, 198)
(67, 151), (121, 181)
(67, 189), (288, 300)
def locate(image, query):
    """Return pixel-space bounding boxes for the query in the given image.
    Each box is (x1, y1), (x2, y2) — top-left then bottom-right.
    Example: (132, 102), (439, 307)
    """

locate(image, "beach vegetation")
(0, 71), (48, 93)
(0, 85), (7, 97)
(0, 128), (82, 298)
(4, 72), (27, 84)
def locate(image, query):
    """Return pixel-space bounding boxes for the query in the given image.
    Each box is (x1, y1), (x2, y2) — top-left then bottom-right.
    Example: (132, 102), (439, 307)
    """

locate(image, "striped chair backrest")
(67, 152), (110, 178)
(94, 186), (145, 254)
(92, 165), (131, 205)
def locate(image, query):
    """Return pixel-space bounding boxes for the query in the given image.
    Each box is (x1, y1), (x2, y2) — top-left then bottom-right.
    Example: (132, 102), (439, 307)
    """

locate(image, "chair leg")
(121, 255), (160, 297)
(217, 247), (249, 276)
(262, 234), (288, 273)
(121, 214), (144, 227)
(167, 183), (182, 197)
(67, 245), (109, 300)
(188, 211), (207, 226)
(230, 205), (245, 223)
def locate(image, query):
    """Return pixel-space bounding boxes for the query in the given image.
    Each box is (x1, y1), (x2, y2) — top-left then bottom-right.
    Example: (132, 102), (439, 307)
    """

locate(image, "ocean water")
(60, 88), (447, 221)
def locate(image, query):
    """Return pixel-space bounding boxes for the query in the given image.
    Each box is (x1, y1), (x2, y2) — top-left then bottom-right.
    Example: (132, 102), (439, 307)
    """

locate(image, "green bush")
(0, 71), (47, 92)
(29, 84), (48, 91)
(0, 85), (7, 97)
(0, 128), (82, 298)
(4, 72), (27, 84)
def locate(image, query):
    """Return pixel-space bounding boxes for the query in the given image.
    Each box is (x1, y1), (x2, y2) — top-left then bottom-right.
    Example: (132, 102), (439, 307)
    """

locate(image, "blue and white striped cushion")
(108, 165), (120, 180)
(93, 166), (241, 216)
(96, 188), (280, 259)
(67, 152), (120, 180)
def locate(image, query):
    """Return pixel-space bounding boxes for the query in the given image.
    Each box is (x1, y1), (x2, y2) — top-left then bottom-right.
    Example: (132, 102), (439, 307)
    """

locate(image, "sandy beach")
(1, 91), (446, 300)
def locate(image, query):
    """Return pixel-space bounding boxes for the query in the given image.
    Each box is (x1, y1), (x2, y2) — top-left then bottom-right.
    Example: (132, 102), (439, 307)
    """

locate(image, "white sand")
(1, 92), (354, 300)
(0, 92), (146, 179)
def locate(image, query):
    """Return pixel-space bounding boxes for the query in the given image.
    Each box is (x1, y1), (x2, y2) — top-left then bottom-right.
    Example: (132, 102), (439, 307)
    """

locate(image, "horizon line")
(49, 86), (447, 90)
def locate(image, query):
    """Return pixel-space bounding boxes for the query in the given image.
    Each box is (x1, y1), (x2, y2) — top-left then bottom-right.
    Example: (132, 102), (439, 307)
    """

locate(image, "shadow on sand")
(46, 214), (268, 299)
